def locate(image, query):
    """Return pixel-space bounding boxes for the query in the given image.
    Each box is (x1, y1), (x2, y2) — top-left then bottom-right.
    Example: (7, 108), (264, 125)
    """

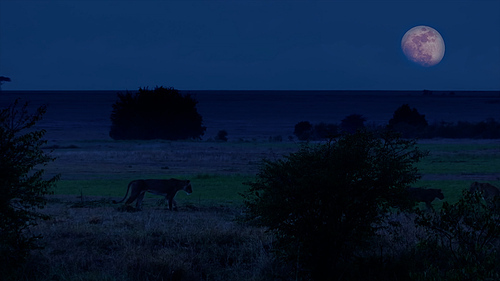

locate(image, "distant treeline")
(400, 119), (500, 139)
(294, 104), (500, 140)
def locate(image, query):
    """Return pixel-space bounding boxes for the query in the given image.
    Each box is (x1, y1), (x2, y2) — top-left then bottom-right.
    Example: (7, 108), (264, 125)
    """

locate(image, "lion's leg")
(125, 183), (141, 205)
(125, 193), (138, 205)
(136, 191), (146, 210)
(425, 201), (434, 211)
(166, 195), (178, 211)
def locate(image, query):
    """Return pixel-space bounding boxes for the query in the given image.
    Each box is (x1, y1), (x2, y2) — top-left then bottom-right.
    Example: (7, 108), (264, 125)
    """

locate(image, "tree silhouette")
(0, 76), (11, 90)
(389, 104), (428, 128)
(340, 114), (366, 133)
(388, 104), (428, 137)
(293, 121), (313, 141)
(0, 99), (59, 276)
(110, 87), (206, 140)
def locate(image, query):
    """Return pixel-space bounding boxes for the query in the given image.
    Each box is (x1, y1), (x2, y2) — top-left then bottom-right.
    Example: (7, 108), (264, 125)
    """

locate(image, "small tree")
(340, 113), (366, 133)
(388, 104), (428, 138)
(0, 99), (59, 275)
(313, 122), (338, 139)
(215, 130), (228, 142)
(243, 130), (426, 280)
(0, 76), (11, 91)
(110, 86), (206, 140)
(389, 104), (428, 128)
(293, 121), (313, 141)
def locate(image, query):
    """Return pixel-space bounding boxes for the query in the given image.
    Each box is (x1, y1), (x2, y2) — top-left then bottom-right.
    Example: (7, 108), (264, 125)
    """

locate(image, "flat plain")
(7, 90), (500, 280)
(43, 138), (500, 208)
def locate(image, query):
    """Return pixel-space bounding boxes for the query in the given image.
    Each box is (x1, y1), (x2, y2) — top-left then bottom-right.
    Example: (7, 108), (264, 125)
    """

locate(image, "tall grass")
(17, 202), (276, 281)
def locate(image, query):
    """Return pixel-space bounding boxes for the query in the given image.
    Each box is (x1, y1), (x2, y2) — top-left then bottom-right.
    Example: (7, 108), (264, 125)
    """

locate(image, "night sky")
(1, 0), (499, 91)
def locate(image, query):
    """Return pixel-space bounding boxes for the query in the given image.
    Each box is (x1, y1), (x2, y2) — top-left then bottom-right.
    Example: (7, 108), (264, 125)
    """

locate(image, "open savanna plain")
(17, 138), (500, 280)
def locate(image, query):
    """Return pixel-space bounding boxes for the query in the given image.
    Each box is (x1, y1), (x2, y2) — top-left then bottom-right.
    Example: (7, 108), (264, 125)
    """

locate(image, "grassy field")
(46, 139), (500, 206)
(55, 173), (254, 207)
(15, 139), (500, 280)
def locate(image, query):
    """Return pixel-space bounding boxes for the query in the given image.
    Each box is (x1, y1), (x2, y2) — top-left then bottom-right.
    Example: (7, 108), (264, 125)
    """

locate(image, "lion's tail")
(112, 181), (134, 204)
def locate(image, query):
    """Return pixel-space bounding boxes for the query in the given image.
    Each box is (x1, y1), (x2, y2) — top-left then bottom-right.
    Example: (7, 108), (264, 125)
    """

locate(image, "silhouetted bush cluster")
(110, 87), (206, 140)
(340, 113), (367, 134)
(387, 104), (428, 138)
(423, 118), (500, 139)
(293, 114), (368, 141)
(293, 121), (338, 140)
(214, 130), (228, 142)
(387, 104), (500, 139)
(294, 104), (500, 140)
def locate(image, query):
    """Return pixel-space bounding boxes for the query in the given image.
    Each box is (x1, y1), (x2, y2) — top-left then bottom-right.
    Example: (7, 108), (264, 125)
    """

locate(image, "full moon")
(401, 25), (445, 67)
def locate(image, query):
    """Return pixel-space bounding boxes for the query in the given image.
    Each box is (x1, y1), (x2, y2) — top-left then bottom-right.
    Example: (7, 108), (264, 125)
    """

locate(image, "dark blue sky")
(1, 0), (499, 91)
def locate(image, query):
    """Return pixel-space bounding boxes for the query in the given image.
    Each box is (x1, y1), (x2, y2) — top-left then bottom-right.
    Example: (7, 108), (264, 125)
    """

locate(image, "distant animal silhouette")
(408, 187), (444, 211)
(469, 181), (500, 201)
(113, 179), (192, 210)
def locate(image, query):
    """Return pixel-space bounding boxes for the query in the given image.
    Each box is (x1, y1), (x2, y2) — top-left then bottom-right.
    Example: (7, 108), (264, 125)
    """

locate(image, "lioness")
(113, 179), (192, 210)
(408, 187), (444, 211)
(469, 181), (500, 200)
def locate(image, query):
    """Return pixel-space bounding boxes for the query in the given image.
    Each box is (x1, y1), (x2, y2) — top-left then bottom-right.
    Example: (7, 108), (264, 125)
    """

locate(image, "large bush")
(110, 87), (206, 140)
(0, 100), (59, 276)
(243, 130), (426, 280)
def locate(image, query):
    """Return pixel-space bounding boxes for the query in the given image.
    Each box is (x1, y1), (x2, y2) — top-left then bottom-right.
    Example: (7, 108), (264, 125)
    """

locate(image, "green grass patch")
(54, 173), (255, 206)
(181, 174), (255, 205)
(417, 143), (500, 175)
(52, 141), (500, 209)
(54, 179), (129, 197)
(417, 142), (500, 152)
(418, 152), (500, 175)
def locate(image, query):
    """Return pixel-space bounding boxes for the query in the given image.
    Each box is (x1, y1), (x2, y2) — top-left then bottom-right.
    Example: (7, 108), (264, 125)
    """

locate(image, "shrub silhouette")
(425, 118), (500, 139)
(243, 130), (426, 280)
(388, 104), (428, 138)
(0, 99), (59, 276)
(294, 121), (338, 141)
(215, 130), (228, 142)
(313, 122), (338, 139)
(110, 87), (206, 140)
(340, 114), (366, 133)
(0, 76), (11, 90)
(389, 104), (428, 128)
(293, 121), (313, 141)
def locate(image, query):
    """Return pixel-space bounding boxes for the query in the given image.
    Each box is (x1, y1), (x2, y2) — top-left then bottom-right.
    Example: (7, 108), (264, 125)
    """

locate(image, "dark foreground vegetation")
(243, 130), (425, 280)
(242, 130), (500, 280)
(6, 190), (500, 281)
(0, 100), (59, 277)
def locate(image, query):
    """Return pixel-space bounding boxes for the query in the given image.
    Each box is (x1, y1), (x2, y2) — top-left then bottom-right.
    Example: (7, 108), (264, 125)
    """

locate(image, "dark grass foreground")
(12, 194), (500, 280)
(14, 199), (277, 281)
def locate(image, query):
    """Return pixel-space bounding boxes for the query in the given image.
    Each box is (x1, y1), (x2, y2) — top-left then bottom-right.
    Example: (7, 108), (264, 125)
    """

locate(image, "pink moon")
(401, 25), (445, 67)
